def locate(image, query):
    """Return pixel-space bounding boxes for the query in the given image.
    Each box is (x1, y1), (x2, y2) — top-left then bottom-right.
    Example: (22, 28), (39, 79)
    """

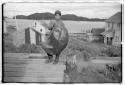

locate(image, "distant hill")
(14, 12), (105, 21)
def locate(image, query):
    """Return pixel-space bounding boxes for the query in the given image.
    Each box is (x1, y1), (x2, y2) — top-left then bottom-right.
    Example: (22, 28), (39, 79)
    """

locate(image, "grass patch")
(4, 43), (44, 53)
(101, 46), (122, 57)
(65, 61), (121, 82)
(16, 44), (44, 53)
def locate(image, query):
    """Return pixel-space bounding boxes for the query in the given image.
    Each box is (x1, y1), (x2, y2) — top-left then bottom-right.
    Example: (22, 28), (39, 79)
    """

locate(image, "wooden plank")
(4, 58), (46, 62)
(4, 61), (27, 64)
(4, 72), (64, 78)
(28, 53), (45, 57)
(3, 53), (65, 82)
(4, 53), (28, 57)
(4, 53), (45, 58)
(4, 65), (65, 73)
(4, 66), (65, 73)
(4, 63), (65, 68)
(4, 59), (45, 64)
(4, 77), (63, 82)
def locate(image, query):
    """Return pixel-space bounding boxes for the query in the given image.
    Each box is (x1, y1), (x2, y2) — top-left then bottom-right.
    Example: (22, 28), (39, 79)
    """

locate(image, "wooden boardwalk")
(3, 53), (66, 83)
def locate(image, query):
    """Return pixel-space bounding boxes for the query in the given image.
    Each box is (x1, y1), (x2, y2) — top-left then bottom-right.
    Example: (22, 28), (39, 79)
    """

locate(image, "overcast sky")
(4, 2), (121, 19)
(3, 0), (122, 2)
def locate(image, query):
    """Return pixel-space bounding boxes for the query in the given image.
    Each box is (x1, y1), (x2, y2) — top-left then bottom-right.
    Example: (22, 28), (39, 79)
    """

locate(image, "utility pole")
(8, 9), (19, 29)
(14, 14), (18, 29)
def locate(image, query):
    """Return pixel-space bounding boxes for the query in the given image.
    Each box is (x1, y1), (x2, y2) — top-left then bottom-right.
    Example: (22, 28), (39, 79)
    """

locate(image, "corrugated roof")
(105, 12), (121, 23)
(91, 28), (105, 36)
(101, 29), (115, 37)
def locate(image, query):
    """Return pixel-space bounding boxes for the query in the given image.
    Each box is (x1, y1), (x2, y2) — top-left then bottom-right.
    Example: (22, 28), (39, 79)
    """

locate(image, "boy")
(46, 10), (68, 64)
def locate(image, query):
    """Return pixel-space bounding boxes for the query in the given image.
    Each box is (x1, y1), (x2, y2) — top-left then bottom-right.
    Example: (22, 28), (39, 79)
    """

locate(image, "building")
(101, 12), (122, 46)
(4, 19), (42, 47)
(86, 28), (105, 42)
(12, 27), (41, 47)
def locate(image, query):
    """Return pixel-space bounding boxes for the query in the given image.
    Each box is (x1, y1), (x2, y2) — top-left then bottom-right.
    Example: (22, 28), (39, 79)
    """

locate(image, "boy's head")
(54, 10), (61, 20)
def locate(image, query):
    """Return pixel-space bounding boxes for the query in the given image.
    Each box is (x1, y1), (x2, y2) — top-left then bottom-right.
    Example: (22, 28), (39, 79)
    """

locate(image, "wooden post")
(4, 20), (7, 33)
(12, 10), (18, 29)
(14, 15), (18, 29)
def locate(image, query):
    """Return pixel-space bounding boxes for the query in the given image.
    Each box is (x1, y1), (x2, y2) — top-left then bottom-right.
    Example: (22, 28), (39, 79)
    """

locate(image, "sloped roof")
(105, 12), (121, 23)
(91, 28), (105, 36)
(101, 29), (115, 37)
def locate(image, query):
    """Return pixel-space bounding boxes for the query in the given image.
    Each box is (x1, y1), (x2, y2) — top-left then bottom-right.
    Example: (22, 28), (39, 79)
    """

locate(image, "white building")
(101, 12), (122, 46)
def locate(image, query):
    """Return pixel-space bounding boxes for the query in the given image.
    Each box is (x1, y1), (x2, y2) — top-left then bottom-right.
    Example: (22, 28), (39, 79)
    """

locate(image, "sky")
(3, 0), (123, 2)
(3, 2), (121, 19)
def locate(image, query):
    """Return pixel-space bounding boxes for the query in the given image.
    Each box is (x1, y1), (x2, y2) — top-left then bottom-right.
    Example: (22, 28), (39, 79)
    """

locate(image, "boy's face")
(55, 14), (61, 20)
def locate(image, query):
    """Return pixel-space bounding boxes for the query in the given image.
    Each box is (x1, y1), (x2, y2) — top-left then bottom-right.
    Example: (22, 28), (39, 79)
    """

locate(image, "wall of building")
(104, 37), (107, 44)
(104, 22), (121, 46)
(112, 23), (121, 46)
(105, 22), (113, 31)
(11, 28), (42, 47)
(29, 28), (36, 44)
(112, 30), (121, 46)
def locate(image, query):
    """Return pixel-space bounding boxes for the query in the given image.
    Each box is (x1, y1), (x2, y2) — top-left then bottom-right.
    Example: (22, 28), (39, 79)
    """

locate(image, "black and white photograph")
(2, 1), (122, 83)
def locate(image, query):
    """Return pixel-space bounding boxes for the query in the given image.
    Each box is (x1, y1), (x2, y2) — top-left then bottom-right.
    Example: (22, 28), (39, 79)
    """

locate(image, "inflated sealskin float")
(31, 20), (69, 64)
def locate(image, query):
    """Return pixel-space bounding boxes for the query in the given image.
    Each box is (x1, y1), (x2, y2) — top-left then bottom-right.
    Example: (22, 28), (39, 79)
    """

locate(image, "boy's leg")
(45, 53), (53, 63)
(53, 53), (60, 64)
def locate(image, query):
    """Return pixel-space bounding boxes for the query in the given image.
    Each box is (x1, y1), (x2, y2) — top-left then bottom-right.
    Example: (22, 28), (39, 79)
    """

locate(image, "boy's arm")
(48, 20), (55, 30)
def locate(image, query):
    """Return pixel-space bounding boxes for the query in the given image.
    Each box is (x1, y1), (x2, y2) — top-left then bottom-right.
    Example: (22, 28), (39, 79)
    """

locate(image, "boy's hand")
(54, 27), (61, 32)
